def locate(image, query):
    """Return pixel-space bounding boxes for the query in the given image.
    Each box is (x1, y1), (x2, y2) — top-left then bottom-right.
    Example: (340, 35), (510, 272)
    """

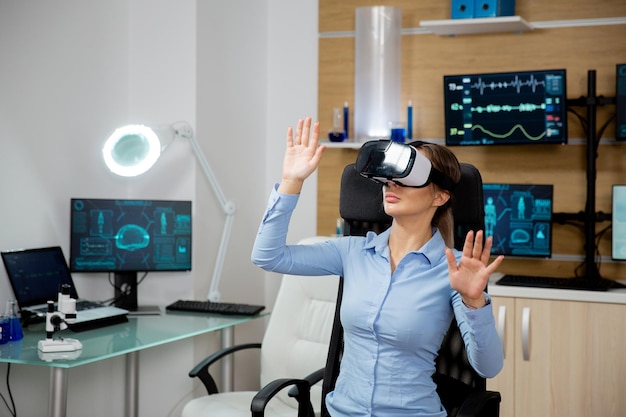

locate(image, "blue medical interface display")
(444, 69), (568, 145)
(482, 183), (554, 258)
(69, 198), (192, 272)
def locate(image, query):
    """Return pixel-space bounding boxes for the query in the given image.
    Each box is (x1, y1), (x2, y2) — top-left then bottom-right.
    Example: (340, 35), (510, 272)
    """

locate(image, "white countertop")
(489, 273), (626, 305)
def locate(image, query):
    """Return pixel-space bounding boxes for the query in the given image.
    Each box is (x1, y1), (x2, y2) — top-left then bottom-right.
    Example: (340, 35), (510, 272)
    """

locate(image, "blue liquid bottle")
(0, 316), (8, 344)
(5, 300), (23, 342)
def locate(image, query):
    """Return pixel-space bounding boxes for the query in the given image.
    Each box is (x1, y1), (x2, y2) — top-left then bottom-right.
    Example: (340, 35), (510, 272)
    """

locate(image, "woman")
(251, 117), (504, 417)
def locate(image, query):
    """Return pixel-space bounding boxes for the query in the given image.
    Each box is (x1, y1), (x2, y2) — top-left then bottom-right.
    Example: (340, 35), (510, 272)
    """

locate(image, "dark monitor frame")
(444, 68), (568, 146)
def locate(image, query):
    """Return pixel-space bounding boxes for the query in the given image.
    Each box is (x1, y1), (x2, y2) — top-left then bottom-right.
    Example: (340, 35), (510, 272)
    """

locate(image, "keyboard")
(496, 274), (626, 292)
(166, 300), (265, 316)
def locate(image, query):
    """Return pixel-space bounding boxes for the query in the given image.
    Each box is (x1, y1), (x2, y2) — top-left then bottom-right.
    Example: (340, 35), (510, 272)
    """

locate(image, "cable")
(567, 107), (588, 132)
(0, 363), (16, 417)
(594, 112), (615, 152)
(136, 271), (149, 286)
(107, 271), (149, 306)
(594, 223), (612, 278)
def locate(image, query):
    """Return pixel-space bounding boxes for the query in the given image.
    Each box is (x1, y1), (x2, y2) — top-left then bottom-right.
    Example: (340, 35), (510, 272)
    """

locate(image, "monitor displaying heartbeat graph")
(444, 69), (568, 145)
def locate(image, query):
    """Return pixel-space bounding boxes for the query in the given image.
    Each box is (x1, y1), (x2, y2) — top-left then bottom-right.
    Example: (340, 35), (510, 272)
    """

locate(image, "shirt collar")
(363, 227), (448, 265)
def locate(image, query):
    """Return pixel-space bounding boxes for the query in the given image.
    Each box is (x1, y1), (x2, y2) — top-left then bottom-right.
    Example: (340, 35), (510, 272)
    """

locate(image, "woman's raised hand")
(279, 117), (326, 194)
(445, 230), (504, 309)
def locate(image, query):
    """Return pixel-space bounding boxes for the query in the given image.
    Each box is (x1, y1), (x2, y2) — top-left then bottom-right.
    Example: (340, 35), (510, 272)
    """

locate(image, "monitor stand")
(114, 272), (161, 316)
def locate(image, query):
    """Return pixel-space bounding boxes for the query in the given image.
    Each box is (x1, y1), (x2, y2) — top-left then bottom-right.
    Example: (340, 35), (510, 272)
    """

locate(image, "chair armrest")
(188, 342), (262, 394)
(251, 378), (312, 417)
(456, 390), (501, 417)
(287, 367), (325, 398)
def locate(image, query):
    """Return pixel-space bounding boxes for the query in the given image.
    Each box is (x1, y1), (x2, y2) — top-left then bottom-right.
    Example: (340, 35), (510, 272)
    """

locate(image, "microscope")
(37, 284), (83, 353)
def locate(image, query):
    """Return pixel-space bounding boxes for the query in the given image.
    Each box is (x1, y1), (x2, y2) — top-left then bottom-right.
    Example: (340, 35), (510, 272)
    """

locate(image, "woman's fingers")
(286, 126), (294, 146)
(295, 118), (304, 144)
(462, 230), (475, 259)
(301, 117), (311, 146)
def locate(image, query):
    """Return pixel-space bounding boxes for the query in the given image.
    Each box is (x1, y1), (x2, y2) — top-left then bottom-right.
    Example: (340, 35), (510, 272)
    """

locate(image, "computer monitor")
(612, 185), (626, 260)
(69, 198), (192, 310)
(444, 69), (568, 145)
(482, 183), (554, 258)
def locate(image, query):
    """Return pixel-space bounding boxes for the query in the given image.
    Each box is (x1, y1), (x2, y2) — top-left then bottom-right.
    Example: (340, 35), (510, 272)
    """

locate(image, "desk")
(0, 310), (267, 417)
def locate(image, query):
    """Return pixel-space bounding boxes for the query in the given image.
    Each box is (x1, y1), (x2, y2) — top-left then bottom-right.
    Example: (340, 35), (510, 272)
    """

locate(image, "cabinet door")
(514, 298), (626, 417)
(487, 296), (515, 417)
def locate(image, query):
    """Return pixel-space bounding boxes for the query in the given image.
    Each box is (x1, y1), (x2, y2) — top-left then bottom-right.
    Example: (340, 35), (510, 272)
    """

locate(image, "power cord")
(106, 272), (149, 306)
(0, 363), (16, 417)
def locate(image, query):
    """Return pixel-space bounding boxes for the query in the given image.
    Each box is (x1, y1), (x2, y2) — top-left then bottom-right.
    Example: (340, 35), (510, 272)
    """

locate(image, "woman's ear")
(433, 190), (451, 207)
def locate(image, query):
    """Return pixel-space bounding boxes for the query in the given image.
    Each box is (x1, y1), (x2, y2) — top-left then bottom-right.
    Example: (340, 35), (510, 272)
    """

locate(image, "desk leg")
(48, 367), (68, 417)
(220, 327), (233, 392)
(126, 351), (139, 417)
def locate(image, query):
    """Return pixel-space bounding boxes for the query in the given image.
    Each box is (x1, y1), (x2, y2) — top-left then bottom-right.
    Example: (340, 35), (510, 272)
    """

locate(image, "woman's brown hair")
(409, 141), (462, 248)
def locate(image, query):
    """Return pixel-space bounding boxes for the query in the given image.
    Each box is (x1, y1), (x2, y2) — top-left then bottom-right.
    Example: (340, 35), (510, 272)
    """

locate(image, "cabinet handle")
(497, 305), (506, 358)
(522, 307), (531, 361)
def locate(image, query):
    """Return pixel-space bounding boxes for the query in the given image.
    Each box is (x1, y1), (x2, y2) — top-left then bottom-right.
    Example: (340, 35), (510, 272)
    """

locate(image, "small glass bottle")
(5, 300), (23, 342)
(328, 107), (347, 142)
(0, 315), (8, 345)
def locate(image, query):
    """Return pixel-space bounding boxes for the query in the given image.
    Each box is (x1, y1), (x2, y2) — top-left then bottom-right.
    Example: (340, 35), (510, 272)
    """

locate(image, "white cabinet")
(488, 291), (626, 417)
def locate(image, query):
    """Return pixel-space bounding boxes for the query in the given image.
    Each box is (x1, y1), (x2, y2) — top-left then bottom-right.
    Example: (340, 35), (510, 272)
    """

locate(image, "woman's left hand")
(445, 230), (504, 309)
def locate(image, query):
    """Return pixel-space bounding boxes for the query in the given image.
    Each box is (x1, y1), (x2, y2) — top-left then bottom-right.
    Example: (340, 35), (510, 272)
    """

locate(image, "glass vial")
(5, 300), (23, 342)
(328, 107), (346, 142)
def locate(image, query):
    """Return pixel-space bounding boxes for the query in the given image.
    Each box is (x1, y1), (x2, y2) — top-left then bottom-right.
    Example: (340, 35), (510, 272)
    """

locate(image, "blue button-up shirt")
(252, 186), (504, 417)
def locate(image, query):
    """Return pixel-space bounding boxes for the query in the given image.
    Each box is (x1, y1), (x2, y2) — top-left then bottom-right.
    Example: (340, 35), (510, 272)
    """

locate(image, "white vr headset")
(355, 140), (455, 191)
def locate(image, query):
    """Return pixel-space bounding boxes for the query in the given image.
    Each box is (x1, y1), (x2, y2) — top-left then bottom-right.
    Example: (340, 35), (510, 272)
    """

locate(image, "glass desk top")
(0, 310), (268, 368)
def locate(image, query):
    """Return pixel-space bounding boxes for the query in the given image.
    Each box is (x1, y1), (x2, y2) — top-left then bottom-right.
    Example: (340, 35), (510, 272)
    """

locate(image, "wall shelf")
(321, 140), (362, 149)
(419, 16), (533, 36)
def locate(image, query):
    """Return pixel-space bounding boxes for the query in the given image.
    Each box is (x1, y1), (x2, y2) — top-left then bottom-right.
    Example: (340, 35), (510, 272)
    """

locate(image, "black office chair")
(251, 161), (501, 417)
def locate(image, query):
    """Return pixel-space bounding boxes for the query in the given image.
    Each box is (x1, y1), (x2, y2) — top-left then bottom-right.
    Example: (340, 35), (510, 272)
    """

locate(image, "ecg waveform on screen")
(471, 124), (546, 141)
(443, 69), (567, 145)
(450, 102), (547, 113)
(469, 74), (547, 95)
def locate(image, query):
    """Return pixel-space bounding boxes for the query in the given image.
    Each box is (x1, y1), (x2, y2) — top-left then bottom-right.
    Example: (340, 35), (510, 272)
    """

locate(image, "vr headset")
(355, 140), (456, 191)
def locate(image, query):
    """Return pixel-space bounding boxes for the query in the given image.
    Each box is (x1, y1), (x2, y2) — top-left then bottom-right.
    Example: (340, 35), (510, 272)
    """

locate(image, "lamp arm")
(207, 213), (234, 302)
(176, 123), (236, 302)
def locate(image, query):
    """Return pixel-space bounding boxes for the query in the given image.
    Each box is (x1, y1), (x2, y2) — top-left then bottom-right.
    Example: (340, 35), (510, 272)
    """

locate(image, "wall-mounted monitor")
(482, 183), (554, 258)
(612, 185), (626, 260)
(444, 69), (568, 145)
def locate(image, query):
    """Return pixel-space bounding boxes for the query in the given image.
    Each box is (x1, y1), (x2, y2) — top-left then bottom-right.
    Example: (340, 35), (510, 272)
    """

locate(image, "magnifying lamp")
(102, 122), (235, 302)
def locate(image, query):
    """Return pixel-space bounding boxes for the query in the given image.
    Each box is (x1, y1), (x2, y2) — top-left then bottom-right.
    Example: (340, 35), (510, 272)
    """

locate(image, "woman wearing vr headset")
(252, 117), (504, 417)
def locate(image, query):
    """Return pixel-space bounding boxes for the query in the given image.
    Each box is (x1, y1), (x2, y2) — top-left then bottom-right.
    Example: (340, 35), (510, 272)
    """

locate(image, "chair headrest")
(339, 162), (485, 247)
(339, 163), (391, 224)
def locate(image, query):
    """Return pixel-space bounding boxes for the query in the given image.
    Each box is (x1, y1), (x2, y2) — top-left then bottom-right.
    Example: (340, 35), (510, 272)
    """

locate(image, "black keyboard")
(166, 300), (265, 316)
(496, 274), (626, 292)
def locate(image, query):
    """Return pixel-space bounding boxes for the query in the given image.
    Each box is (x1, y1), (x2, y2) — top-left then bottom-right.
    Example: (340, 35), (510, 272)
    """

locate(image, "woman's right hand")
(278, 117), (326, 194)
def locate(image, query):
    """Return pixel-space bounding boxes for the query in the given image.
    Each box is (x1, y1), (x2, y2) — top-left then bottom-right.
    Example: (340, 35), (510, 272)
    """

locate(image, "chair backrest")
(260, 236), (340, 413)
(320, 162), (486, 417)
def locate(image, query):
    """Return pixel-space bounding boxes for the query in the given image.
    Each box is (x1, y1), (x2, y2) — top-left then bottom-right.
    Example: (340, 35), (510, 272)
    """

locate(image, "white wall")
(193, 0), (319, 392)
(0, 0), (318, 416)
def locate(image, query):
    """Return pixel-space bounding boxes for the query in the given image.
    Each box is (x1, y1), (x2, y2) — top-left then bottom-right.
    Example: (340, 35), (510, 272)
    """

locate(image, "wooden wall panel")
(319, 0), (626, 32)
(317, 1), (626, 280)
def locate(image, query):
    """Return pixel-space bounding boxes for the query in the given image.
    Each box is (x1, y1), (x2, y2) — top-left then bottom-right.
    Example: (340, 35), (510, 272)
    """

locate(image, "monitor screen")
(612, 185), (626, 260)
(444, 69), (568, 145)
(483, 183), (554, 258)
(69, 198), (192, 272)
